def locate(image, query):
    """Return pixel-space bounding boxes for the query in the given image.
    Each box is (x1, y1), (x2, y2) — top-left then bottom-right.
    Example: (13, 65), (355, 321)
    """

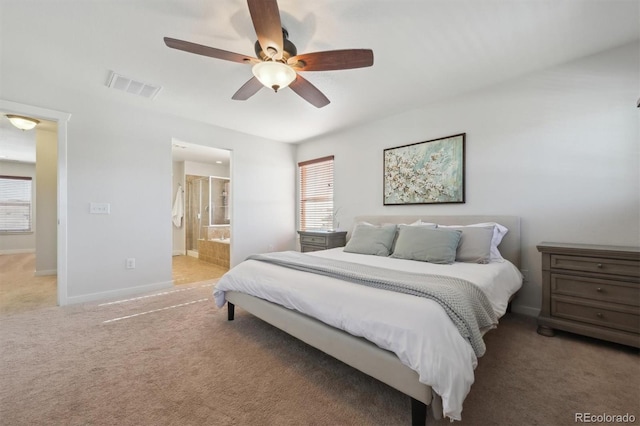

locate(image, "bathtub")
(198, 239), (230, 268)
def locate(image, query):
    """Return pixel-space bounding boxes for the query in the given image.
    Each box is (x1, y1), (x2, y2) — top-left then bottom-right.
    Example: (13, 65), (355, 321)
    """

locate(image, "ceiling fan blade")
(231, 77), (263, 101)
(289, 75), (330, 108)
(247, 0), (284, 60)
(288, 49), (374, 71)
(164, 37), (258, 64)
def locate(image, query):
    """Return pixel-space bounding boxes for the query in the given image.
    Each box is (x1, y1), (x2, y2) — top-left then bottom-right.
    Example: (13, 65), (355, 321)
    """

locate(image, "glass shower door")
(186, 176), (210, 253)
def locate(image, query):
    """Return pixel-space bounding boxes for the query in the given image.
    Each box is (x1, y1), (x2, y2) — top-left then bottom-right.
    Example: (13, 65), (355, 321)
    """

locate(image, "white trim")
(34, 269), (57, 276)
(65, 280), (174, 305)
(172, 250), (185, 256)
(0, 248), (35, 255)
(0, 99), (71, 306)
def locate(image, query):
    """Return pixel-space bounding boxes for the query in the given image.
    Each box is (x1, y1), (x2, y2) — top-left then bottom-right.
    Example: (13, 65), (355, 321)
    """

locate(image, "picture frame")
(383, 133), (465, 205)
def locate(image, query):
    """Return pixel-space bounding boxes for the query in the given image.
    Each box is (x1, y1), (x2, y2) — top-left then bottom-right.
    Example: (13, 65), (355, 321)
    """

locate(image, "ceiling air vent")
(106, 71), (161, 100)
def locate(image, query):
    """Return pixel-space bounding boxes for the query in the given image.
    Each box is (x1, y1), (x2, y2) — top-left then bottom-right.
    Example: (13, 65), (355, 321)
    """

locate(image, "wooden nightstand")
(537, 242), (640, 348)
(298, 230), (347, 253)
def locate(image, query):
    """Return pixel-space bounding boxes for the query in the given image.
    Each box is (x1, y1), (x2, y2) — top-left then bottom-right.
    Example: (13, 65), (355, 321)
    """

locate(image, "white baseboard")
(63, 280), (174, 305)
(511, 304), (540, 317)
(34, 269), (57, 276)
(0, 248), (35, 255)
(172, 250), (185, 256)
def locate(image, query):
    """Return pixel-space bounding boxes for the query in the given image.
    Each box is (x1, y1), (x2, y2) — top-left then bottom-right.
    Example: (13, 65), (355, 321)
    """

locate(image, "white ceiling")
(0, 0), (638, 162)
(172, 139), (231, 165)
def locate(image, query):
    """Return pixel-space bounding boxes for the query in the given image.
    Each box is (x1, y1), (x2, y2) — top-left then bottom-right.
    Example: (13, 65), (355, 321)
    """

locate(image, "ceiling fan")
(164, 0), (374, 108)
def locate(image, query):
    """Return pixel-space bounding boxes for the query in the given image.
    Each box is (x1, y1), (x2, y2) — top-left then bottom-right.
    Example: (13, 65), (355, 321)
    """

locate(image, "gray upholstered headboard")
(351, 215), (521, 268)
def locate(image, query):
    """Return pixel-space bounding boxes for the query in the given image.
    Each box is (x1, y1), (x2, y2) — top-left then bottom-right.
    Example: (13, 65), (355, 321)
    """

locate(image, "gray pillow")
(391, 227), (462, 264)
(441, 226), (493, 263)
(344, 223), (397, 256)
(389, 221), (437, 252)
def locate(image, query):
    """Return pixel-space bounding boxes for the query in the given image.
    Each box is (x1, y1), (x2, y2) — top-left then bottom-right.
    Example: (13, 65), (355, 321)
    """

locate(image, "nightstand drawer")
(551, 255), (640, 278)
(301, 235), (328, 245)
(552, 297), (640, 333)
(551, 274), (640, 307)
(298, 230), (347, 253)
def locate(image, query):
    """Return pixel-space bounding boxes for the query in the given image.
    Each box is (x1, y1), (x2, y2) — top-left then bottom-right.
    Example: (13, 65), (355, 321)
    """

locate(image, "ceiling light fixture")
(252, 61), (296, 92)
(6, 114), (40, 131)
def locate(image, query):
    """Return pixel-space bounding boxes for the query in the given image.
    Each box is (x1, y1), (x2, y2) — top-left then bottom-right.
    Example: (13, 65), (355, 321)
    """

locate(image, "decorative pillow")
(344, 223), (397, 256)
(438, 222), (508, 262)
(438, 226), (493, 263)
(390, 226), (462, 264)
(389, 220), (437, 252)
(472, 222), (508, 262)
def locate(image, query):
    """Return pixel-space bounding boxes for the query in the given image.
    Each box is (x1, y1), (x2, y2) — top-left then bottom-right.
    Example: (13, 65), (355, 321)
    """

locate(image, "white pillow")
(438, 222), (508, 262)
(418, 220), (438, 227)
(382, 220), (435, 228)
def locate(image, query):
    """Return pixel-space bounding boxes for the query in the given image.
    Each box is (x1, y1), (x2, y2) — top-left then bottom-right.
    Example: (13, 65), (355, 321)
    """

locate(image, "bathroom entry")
(185, 175), (230, 255)
(172, 142), (232, 273)
(184, 175), (230, 268)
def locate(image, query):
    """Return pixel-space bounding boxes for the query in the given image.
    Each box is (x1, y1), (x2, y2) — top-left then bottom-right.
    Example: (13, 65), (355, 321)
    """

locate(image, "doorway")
(0, 99), (71, 306)
(171, 140), (231, 285)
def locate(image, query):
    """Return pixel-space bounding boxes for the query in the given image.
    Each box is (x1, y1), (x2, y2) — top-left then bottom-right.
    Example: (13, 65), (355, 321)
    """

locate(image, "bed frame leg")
(411, 398), (427, 426)
(227, 302), (235, 321)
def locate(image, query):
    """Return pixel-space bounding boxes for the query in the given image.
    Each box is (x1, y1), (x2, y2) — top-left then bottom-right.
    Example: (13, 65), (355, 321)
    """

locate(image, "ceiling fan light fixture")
(6, 114), (40, 131)
(252, 61), (296, 92)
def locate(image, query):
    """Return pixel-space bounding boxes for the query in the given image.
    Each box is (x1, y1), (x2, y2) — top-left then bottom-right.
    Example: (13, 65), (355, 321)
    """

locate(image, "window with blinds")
(298, 155), (334, 231)
(0, 176), (33, 232)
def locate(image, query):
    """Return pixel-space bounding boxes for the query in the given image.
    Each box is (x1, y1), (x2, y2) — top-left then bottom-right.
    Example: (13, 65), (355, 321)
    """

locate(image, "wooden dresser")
(298, 230), (347, 252)
(537, 242), (640, 348)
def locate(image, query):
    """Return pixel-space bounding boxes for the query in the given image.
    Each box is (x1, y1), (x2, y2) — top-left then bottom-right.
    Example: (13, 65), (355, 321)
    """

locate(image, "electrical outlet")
(267, 244), (275, 252)
(126, 258), (136, 269)
(89, 202), (111, 214)
(520, 269), (528, 282)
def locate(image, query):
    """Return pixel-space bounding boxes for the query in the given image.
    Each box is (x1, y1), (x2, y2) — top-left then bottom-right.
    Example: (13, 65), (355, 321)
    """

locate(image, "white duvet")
(213, 248), (523, 421)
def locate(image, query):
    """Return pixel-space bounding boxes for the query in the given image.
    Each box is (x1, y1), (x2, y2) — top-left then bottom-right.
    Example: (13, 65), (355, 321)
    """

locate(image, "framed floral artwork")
(383, 133), (465, 205)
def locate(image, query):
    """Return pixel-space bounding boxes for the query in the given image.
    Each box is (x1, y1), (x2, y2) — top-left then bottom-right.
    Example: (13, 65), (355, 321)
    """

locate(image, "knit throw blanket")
(247, 251), (498, 357)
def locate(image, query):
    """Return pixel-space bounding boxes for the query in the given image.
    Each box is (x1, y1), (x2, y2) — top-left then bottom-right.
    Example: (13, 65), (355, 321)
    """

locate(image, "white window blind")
(298, 156), (334, 231)
(0, 176), (33, 232)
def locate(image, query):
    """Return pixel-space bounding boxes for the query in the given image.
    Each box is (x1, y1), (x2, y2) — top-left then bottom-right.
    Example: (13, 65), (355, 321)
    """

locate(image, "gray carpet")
(1, 281), (638, 425)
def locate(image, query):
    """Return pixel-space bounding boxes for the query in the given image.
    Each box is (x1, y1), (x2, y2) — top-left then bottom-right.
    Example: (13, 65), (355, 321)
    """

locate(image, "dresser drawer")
(552, 297), (639, 333)
(551, 255), (640, 278)
(538, 243), (640, 347)
(300, 235), (328, 245)
(551, 274), (640, 307)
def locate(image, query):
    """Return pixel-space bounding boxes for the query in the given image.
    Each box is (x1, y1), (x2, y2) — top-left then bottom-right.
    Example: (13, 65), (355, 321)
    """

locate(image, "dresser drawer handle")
(596, 312), (603, 318)
(596, 287), (603, 292)
(596, 263), (603, 268)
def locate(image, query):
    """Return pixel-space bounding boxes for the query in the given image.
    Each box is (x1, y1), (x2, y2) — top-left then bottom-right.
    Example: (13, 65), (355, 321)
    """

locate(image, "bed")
(214, 215), (522, 425)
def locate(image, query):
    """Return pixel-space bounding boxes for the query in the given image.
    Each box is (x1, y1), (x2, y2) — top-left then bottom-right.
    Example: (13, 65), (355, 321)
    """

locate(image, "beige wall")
(35, 126), (58, 275)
